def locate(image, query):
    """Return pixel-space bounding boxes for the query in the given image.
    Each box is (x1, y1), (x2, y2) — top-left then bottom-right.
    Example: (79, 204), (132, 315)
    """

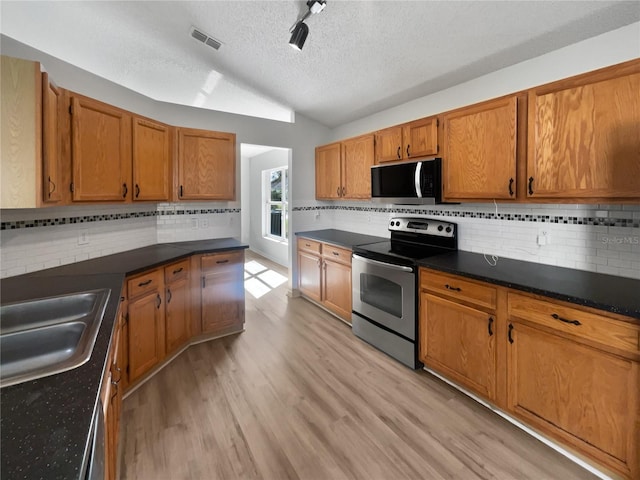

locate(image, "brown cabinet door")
(528, 64), (640, 199)
(315, 142), (342, 199)
(41, 72), (63, 204)
(322, 259), (352, 322)
(127, 289), (165, 382)
(298, 251), (322, 302)
(165, 276), (190, 354)
(507, 321), (639, 478)
(201, 252), (244, 333)
(442, 96), (517, 200)
(70, 95), (131, 201)
(341, 134), (373, 199)
(420, 293), (497, 401)
(177, 128), (235, 200)
(403, 116), (438, 159)
(132, 117), (170, 201)
(374, 126), (403, 163)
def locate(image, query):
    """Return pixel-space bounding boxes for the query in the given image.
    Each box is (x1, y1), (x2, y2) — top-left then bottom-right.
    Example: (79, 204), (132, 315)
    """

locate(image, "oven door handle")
(352, 254), (414, 272)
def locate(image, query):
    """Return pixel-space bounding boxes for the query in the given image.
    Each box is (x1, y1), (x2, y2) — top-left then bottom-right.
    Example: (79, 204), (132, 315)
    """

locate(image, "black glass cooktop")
(353, 240), (453, 267)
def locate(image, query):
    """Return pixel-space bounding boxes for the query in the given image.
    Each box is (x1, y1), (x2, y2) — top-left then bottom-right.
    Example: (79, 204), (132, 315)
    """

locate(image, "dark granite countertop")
(295, 229), (386, 249)
(418, 251), (640, 321)
(0, 238), (248, 480)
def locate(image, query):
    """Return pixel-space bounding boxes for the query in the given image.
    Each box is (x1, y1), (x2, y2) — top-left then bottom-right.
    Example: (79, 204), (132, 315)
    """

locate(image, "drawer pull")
(216, 259), (229, 264)
(305, 243), (311, 247)
(445, 284), (461, 292)
(138, 279), (152, 287)
(508, 323), (514, 344)
(551, 313), (581, 326)
(488, 316), (494, 337)
(332, 251), (340, 256)
(172, 267), (184, 274)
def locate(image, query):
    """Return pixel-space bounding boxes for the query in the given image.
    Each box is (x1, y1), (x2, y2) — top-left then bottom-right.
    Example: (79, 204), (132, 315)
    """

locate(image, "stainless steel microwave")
(371, 158), (442, 205)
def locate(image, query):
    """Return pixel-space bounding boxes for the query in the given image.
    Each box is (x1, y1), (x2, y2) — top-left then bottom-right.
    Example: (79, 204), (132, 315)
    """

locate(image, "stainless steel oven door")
(352, 254), (415, 340)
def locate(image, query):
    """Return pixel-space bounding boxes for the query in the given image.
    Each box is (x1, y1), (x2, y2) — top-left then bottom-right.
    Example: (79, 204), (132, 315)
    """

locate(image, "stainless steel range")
(351, 217), (457, 368)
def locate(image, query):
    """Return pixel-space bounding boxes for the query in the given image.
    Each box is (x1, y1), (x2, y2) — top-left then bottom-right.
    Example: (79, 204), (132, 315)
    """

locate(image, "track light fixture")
(289, 0), (326, 51)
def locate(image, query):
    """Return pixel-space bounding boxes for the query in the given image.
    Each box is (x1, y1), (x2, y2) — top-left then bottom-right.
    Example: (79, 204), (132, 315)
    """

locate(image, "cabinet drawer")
(298, 238), (322, 255)
(420, 269), (497, 311)
(128, 268), (163, 298)
(164, 258), (190, 283)
(322, 244), (351, 265)
(508, 293), (640, 354)
(201, 250), (243, 272)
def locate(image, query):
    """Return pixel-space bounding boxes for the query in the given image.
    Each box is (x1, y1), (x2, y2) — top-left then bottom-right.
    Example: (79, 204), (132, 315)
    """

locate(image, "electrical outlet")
(537, 230), (549, 246)
(190, 218), (198, 229)
(315, 211), (320, 220)
(77, 230), (89, 245)
(200, 218), (209, 229)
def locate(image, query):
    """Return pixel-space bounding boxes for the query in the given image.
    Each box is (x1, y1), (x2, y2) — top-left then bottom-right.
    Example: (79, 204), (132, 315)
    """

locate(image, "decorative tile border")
(0, 208), (242, 230)
(291, 205), (639, 227)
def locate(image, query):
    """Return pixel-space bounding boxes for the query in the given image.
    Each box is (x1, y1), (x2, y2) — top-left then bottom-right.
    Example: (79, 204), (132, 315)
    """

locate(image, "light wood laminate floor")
(120, 251), (596, 480)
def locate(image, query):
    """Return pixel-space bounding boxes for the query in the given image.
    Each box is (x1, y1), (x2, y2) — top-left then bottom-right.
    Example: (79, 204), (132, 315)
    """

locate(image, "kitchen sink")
(0, 289), (110, 388)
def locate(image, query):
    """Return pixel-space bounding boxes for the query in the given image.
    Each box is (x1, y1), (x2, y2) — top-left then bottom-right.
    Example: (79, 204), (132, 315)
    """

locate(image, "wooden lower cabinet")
(200, 251), (245, 333)
(164, 260), (190, 354)
(507, 321), (639, 478)
(103, 301), (124, 480)
(419, 267), (640, 479)
(420, 293), (496, 401)
(297, 237), (352, 323)
(127, 269), (165, 383)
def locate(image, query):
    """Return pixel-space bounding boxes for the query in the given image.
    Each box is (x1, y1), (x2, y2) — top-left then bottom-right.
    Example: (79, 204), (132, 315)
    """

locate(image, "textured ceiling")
(1, 1), (639, 127)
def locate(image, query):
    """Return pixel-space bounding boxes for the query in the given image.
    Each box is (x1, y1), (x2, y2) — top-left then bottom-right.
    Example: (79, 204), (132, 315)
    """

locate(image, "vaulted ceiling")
(1, 1), (638, 127)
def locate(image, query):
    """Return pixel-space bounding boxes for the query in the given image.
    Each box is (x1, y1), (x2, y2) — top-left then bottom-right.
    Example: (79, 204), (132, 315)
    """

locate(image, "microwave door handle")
(414, 162), (423, 198)
(352, 254), (414, 272)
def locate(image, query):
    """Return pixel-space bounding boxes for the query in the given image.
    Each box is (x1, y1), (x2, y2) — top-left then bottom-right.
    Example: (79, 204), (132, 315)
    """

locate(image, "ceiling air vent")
(190, 26), (222, 51)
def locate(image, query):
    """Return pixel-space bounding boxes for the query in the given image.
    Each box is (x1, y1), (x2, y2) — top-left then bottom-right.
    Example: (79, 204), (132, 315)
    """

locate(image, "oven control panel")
(388, 217), (456, 237)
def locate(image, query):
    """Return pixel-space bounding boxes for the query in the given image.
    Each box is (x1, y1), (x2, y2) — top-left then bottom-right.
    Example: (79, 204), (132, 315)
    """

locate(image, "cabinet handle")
(167, 288), (172, 304)
(406, 145), (410, 157)
(305, 243), (311, 247)
(113, 365), (122, 383)
(135, 184), (140, 198)
(156, 293), (162, 309)
(332, 251), (339, 256)
(508, 178), (514, 196)
(488, 316), (494, 336)
(396, 146), (401, 159)
(508, 323), (514, 344)
(111, 381), (119, 401)
(122, 183), (128, 198)
(336, 187), (340, 196)
(179, 185), (184, 198)
(341, 187), (346, 196)
(138, 279), (152, 287)
(444, 284), (461, 292)
(172, 267), (183, 274)
(551, 313), (581, 326)
(528, 177), (534, 195)
(48, 176), (56, 197)
(216, 259), (229, 264)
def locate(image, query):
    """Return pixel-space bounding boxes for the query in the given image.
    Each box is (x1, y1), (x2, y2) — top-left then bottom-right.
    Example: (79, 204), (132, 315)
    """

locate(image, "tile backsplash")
(294, 202), (640, 280)
(2, 202), (639, 279)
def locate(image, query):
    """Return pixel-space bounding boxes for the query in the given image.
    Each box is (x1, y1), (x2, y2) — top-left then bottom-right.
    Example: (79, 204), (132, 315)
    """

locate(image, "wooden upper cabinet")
(132, 117), (171, 201)
(315, 142), (342, 199)
(341, 134), (374, 199)
(70, 95), (131, 201)
(374, 126), (403, 163)
(177, 128), (236, 200)
(1, 56), (43, 208)
(41, 72), (64, 204)
(374, 117), (438, 164)
(442, 95), (518, 200)
(403, 116), (438, 159)
(527, 60), (640, 200)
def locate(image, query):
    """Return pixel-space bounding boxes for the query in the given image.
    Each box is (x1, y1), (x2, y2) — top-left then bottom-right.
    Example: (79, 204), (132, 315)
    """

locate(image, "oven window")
(360, 273), (402, 318)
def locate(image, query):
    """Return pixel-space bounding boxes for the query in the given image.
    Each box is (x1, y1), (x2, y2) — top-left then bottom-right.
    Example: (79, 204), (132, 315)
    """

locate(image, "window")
(263, 167), (288, 242)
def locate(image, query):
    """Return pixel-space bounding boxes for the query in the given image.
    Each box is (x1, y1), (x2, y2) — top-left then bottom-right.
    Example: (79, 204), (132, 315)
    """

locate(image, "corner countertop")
(418, 251), (640, 321)
(0, 238), (248, 480)
(295, 229), (386, 249)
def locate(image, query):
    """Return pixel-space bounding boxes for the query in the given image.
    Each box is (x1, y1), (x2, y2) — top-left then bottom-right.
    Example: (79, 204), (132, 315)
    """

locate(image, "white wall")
(246, 150), (290, 267)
